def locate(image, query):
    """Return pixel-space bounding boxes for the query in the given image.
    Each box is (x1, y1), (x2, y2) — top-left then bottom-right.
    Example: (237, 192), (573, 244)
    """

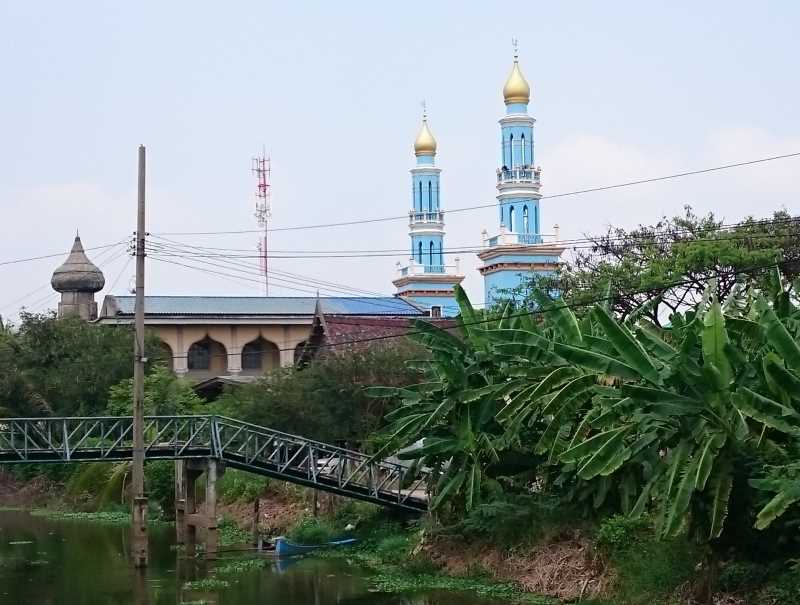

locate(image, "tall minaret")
(478, 43), (564, 307)
(393, 107), (464, 317)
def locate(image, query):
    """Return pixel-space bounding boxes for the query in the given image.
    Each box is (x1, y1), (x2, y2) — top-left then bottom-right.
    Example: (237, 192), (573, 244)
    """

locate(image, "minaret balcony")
(496, 166), (541, 186)
(409, 210), (444, 225)
(397, 259), (462, 278)
(482, 225), (561, 248)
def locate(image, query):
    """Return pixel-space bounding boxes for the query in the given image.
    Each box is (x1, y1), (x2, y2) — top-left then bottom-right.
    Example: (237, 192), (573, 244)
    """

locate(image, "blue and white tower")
(393, 109), (464, 317)
(478, 46), (564, 307)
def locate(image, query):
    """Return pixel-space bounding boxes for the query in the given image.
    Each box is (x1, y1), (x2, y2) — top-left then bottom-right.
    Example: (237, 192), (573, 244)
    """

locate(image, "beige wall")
(151, 323), (309, 380)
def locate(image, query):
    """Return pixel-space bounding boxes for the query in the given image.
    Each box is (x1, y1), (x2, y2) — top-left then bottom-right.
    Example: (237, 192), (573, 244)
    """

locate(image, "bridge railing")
(0, 416), (216, 462)
(0, 415), (429, 510)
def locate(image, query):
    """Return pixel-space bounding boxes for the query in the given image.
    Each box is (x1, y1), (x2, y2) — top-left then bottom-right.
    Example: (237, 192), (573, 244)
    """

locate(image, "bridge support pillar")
(174, 458), (222, 560)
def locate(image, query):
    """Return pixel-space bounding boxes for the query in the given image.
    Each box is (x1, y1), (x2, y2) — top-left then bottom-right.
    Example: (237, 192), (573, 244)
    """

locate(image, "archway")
(158, 340), (174, 373)
(187, 336), (228, 377)
(240, 337), (280, 375)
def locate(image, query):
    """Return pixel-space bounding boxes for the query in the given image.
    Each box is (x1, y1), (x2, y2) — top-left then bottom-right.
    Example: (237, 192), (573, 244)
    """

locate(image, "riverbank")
(3, 469), (793, 605)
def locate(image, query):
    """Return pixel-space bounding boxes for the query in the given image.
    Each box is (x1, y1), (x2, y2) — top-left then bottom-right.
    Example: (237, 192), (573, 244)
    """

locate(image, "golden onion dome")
(413, 117), (437, 156)
(503, 58), (531, 105)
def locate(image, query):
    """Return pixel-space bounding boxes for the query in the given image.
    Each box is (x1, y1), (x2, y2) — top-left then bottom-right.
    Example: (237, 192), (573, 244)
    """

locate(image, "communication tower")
(252, 152), (271, 295)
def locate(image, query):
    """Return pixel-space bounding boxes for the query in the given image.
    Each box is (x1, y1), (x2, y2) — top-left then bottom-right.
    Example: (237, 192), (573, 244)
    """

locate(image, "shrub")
(594, 514), (650, 555)
(717, 560), (770, 592)
(374, 534), (410, 565)
(459, 494), (566, 547)
(287, 517), (335, 545)
(219, 470), (268, 504)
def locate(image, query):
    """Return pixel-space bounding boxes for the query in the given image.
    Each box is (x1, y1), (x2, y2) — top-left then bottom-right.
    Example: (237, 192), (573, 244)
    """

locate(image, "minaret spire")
(393, 106), (463, 317)
(478, 43), (564, 307)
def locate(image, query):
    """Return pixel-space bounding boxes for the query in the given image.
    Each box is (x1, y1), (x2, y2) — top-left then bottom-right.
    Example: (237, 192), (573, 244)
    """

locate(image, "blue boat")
(274, 536), (357, 557)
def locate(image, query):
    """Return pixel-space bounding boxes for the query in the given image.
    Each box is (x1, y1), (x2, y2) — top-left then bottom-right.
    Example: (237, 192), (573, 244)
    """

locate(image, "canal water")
(0, 510), (508, 604)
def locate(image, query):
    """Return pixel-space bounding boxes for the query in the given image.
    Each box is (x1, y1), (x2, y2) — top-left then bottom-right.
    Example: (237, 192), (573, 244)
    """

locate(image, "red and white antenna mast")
(252, 151), (271, 295)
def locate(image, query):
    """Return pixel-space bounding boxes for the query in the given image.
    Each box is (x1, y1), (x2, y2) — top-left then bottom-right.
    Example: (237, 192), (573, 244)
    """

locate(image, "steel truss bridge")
(0, 415), (429, 512)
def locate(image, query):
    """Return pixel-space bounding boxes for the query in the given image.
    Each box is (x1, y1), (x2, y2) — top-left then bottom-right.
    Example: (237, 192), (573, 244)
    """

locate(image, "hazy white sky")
(2, 1), (799, 320)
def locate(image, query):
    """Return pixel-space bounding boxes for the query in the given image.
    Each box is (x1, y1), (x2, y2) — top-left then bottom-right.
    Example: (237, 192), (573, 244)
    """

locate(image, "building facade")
(477, 50), (564, 306)
(96, 295), (425, 381)
(392, 110), (464, 317)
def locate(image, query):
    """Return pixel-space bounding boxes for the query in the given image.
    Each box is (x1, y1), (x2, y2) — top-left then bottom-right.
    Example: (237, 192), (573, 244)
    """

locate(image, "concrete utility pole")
(131, 144), (149, 567)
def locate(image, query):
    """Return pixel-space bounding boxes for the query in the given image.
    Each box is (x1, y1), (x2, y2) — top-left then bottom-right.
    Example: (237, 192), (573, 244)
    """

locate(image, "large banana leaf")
(702, 299), (732, 389)
(592, 306), (661, 384)
(530, 289), (583, 345)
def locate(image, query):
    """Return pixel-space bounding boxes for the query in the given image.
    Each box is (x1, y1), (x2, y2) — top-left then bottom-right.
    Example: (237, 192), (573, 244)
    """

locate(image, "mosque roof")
(99, 295), (425, 319)
(51, 235), (106, 293)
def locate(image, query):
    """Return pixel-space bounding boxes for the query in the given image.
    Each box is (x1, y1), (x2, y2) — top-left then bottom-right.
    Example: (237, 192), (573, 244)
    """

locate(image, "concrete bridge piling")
(174, 458), (223, 559)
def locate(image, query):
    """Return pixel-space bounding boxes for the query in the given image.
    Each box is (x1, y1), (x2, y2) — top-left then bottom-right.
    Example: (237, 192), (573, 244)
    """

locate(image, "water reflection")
(0, 510), (507, 605)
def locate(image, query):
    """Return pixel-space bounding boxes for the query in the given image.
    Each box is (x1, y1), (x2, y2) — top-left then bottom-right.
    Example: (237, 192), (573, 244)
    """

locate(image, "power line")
(1, 242), (130, 313)
(0, 240), (129, 267)
(146, 239), (461, 313)
(152, 152), (800, 236)
(147, 216), (800, 258)
(162, 259), (787, 360)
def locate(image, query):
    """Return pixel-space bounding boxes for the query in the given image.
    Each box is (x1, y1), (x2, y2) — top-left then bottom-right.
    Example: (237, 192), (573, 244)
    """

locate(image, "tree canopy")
(502, 207), (800, 325)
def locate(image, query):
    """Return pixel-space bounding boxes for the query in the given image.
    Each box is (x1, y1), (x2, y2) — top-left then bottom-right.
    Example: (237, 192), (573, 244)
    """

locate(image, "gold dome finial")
(503, 38), (531, 105)
(413, 101), (437, 156)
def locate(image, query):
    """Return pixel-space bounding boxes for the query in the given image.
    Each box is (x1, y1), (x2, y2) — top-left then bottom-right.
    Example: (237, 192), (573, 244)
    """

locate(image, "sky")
(1, 1), (799, 321)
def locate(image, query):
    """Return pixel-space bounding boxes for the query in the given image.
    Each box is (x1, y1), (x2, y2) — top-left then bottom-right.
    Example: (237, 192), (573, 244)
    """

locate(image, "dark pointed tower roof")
(51, 235), (106, 293)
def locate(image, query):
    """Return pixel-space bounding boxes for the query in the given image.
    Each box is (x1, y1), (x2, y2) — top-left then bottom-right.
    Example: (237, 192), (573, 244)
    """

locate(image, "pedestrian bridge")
(0, 415), (428, 513)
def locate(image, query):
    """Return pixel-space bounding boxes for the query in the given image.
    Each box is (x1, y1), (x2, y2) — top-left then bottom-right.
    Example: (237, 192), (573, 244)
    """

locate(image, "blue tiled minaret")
(393, 108), (464, 317)
(478, 45), (564, 307)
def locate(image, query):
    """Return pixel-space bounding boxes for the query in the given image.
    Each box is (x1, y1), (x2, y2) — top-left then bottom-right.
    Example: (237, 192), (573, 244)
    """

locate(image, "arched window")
(187, 336), (227, 373)
(418, 182), (423, 212)
(242, 337), (280, 373)
(439, 242), (443, 266)
(429, 241), (435, 267)
(428, 181), (432, 212)
(188, 339), (211, 370)
(521, 134), (526, 166)
(509, 133), (514, 168)
(509, 206), (515, 232)
(534, 206), (539, 233)
(523, 205), (529, 232)
(418, 241), (423, 264)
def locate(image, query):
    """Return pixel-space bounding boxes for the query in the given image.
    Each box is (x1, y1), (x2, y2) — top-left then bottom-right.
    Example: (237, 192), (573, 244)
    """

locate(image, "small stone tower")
(51, 234), (105, 320)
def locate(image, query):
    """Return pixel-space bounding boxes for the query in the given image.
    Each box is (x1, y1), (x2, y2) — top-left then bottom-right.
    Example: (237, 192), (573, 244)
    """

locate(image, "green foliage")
(107, 364), (203, 416)
(717, 560), (770, 592)
(0, 312), (167, 417)
(375, 265), (800, 571)
(287, 517), (336, 544)
(594, 515), (650, 554)
(214, 344), (423, 444)
(218, 470), (268, 504)
(373, 534), (410, 565)
(218, 516), (251, 546)
(145, 460), (175, 514)
(611, 535), (701, 602)
(66, 462), (113, 504)
(459, 495), (567, 547)
(502, 207), (800, 324)
(756, 568), (800, 604)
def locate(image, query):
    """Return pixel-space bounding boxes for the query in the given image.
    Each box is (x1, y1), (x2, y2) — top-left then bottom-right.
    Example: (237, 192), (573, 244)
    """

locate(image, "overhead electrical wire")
(161, 258), (789, 360)
(152, 152), (800, 236)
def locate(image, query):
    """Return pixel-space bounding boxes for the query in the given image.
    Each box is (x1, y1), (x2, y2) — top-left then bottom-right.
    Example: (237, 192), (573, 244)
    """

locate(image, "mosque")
(48, 50), (563, 380)
(392, 49), (564, 314)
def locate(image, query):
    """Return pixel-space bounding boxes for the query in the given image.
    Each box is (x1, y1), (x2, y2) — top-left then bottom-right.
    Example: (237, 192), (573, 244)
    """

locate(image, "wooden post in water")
(131, 144), (149, 567)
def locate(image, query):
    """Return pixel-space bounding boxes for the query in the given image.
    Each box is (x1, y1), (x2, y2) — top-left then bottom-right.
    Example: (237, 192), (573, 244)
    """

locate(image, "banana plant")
(559, 286), (800, 541)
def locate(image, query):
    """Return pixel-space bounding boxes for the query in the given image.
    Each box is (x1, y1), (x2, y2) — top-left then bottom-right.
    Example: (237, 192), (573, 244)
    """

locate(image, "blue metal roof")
(102, 295), (424, 317)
